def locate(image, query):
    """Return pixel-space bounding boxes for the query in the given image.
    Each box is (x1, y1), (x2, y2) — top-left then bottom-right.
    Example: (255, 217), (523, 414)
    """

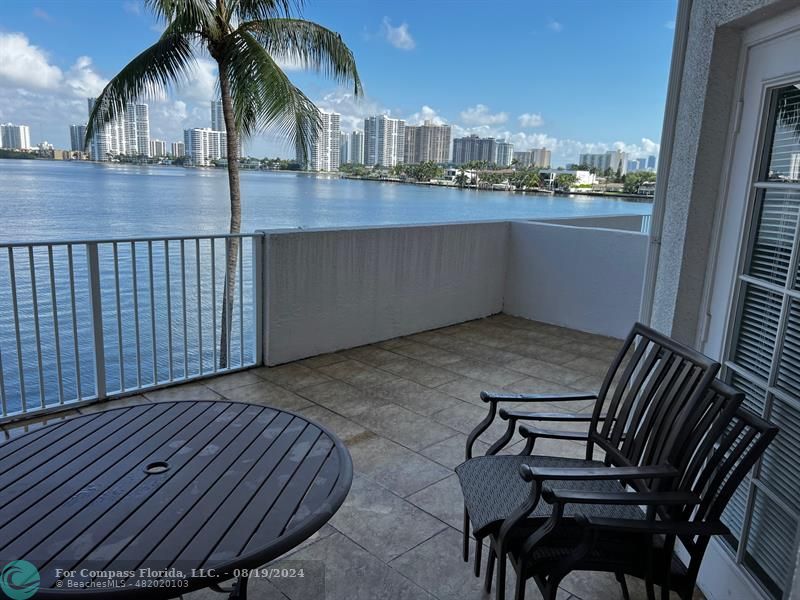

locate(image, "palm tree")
(86, 0), (361, 368)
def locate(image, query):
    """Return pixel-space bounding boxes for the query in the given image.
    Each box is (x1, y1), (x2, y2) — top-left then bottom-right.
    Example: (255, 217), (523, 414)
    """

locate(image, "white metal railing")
(0, 233), (261, 423)
(641, 214), (652, 234)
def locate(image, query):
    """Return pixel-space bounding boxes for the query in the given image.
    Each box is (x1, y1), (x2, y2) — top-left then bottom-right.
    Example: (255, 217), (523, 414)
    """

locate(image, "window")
(724, 84), (800, 599)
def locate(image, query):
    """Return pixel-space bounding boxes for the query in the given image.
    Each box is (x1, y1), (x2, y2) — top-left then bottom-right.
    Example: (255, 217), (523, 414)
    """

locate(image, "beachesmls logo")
(0, 561), (40, 599)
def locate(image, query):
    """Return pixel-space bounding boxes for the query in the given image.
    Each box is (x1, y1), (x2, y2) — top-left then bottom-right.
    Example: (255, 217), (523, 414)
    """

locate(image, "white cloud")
(406, 105), (445, 125)
(316, 90), (389, 132)
(32, 8), (53, 22)
(382, 18), (415, 50)
(176, 57), (218, 103)
(123, 1), (142, 15)
(64, 56), (107, 98)
(0, 33), (63, 90)
(518, 113), (544, 128)
(547, 19), (563, 32)
(460, 104), (508, 126)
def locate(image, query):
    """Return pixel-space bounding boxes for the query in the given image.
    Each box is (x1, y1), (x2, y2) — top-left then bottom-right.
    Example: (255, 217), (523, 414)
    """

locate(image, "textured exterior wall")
(504, 222), (648, 339)
(651, 0), (795, 343)
(264, 222), (509, 364)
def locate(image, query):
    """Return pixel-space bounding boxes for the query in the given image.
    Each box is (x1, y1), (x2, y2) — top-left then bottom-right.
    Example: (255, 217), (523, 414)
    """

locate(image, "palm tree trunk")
(218, 64), (241, 369)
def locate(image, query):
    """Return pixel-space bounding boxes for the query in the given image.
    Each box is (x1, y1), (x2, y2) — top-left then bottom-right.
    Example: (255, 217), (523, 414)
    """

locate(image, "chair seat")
(455, 455), (644, 537)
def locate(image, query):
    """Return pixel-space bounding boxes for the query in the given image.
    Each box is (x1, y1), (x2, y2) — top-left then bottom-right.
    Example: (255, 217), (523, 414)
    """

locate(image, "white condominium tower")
(403, 121), (451, 164)
(307, 111), (340, 172)
(495, 141), (514, 167)
(350, 130), (364, 164)
(513, 148), (551, 169)
(184, 128), (227, 166)
(0, 123), (31, 150)
(578, 149), (627, 174)
(171, 141), (185, 157)
(149, 139), (167, 156)
(86, 99), (151, 161)
(364, 115), (405, 167)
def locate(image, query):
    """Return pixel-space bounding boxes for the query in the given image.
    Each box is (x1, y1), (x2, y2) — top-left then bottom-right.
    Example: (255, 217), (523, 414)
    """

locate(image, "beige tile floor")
(1, 314), (701, 600)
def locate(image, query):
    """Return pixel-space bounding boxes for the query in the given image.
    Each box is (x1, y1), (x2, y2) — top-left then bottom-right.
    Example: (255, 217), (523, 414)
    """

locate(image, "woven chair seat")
(456, 455), (645, 536)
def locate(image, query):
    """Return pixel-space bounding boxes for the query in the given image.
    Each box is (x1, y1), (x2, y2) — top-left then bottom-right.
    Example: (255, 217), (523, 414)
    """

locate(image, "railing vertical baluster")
(8, 248), (26, 412)
(211, 238), (217, 371)
(181, 240), (188, 379)
(253, 234), (264, 366)
(196, 238), (203, 375)
(0, 346), (6, 418)
(28, 247), (45, 409)
(112, 242), (125, 391)
(131, 242), (142, 388)
(47, 246), (64, 405)
(239, 236), (244, 367)
(86, 242), (106, 400)
(67, 245), (82, 400)
(148, 240), (157, 384)
(165, 240), (173, 381)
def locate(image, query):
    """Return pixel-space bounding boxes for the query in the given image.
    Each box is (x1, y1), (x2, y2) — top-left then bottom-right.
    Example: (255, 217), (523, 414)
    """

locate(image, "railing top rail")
(0, 232), (261, 248)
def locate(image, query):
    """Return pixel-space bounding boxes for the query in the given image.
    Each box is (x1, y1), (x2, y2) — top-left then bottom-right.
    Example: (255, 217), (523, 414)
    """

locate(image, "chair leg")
(463, 509), (470, 562)
(474, 536), (483, 577)
(514, 572), (526, 600)
(645, 581), (656, 600)
(615, 571), (630, 600)
(484, 547), (496, 593)
(497, 553), (506, 600)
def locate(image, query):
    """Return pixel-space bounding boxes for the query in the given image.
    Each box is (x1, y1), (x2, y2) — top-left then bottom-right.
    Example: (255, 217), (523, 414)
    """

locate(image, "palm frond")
(241, 18), (361, 94)
(231, 0), (302, 21)
(85, 34), (195, 147)
(220, 29), (320, 160)
(145, 0), (216, 34)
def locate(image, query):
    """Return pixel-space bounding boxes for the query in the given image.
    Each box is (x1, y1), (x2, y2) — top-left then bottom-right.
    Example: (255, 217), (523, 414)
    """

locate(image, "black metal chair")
(497, 384), (777, 600)
(456, 323), (724, 600)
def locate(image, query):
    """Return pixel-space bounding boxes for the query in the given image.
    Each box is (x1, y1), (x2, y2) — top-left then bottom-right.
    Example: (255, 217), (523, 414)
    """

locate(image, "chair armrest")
(499, 408), (597, 422)
(518, 423), (590, 442)
(542, 487), (700, 507)
(481, 391), (597, 404)
(584, 516), (730, 537)
(519, 463), (679, 482)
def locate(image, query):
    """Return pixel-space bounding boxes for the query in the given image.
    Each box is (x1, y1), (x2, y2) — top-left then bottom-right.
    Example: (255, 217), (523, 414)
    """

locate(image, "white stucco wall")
(504, 221), (648, 338)
(535, 214), (647, 232)
(264, 222), (509, 364)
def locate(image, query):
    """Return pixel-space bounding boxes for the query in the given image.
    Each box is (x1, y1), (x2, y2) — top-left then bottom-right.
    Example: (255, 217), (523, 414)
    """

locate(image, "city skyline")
(0, 1), (674, 167)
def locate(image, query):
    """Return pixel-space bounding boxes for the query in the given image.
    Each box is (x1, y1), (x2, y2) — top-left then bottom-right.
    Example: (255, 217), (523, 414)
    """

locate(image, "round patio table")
(0, 400), (352, 599)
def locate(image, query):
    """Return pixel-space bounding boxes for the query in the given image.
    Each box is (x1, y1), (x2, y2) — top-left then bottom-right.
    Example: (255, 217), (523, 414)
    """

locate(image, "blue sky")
(0, 0), (677, 165)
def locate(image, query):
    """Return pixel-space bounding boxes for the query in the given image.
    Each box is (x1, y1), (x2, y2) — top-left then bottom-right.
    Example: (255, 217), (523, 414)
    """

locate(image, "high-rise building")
(86, 99), (150, 160)
(171, 141), (185, 157)
(149, 139), (167, 156)
(578, 150), (628, 175)
(183, 128), (227, 166)
(69, 124), (88, 152)
(364, 115), (405, 167)
(646, 155), (656, 170)
(211, 100), (225, 132)
(403, 121), (451, 164)
(0, 123), (31, 150)
(339, 132), (349, 165)
(350, 130), (364, 164)
(452, 135), (497, 165)
(531, 148), (551, 168)
(496, 141), (514, 167)
(306, 111), (340, 172)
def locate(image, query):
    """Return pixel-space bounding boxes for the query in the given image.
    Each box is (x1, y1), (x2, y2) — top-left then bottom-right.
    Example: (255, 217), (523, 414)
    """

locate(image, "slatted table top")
(0, 400), (352, 599)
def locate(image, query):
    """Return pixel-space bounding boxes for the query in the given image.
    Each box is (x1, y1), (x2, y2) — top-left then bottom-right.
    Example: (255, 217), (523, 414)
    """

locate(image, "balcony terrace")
(1, 314), (697, 600)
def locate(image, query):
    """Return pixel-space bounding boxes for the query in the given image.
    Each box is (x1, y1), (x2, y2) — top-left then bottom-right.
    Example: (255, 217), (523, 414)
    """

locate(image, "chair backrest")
(663, 387), (777, 574)
(587, 323), (721, 471)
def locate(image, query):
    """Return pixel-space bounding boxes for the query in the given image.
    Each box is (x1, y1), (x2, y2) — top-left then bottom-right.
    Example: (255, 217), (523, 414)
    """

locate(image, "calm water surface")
(0, 159), (651, 413)
(0, 159), (651, 241)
